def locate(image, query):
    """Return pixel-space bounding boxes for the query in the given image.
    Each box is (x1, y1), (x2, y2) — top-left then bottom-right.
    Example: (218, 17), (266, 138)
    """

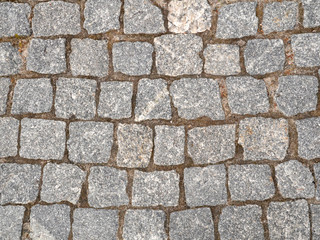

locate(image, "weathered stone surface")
(219, 205), (264, 240)
(170, 208), (214, 240)
(268, 200), (310, 240)
(88, 166), (129, 207)
(216, 2), (258, 39)
(32, 1), (80, 36)
(170, 78), (224, 120)
(123, 210), (167, 240)
(302, 0), (320, 28)
(20, 118), (66, 160)
(238, 117), (289, 160)
(117, 124), (153, 168)
(135, 78), (171, 121)
(0, 163), (41, 204)
(184, 165), (227, 206)
(311, 204), (320, 239)
(12, 78), (53, 114)
(188, 125), (235, 164)
(0, 78), (10, 114)
(132, 170), (179, 207)
(228, 164), (275, 201)
(314, 163), (320, 200)
(0, 42), (22, 76)
(0, 206), (25, 240)
(70, 39), (108, 77)
(154, 34), (203, 76)
(244, 39), (285, 75)
(0, 117), (19, 157)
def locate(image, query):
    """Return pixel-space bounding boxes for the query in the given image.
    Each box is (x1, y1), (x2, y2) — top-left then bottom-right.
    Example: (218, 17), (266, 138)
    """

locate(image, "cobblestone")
(314, 163), (320, 200)
(0, 42), (22, 76)
(0, 205), (24, 240)
(0, 78), (10, 115)
(302, 0), (320, 28)
(0, 117), (19, 158)
(311, 204), (320, 239)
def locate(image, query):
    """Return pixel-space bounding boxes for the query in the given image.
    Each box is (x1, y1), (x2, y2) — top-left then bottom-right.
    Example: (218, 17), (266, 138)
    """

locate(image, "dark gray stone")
(0, 117), (19, 157)
(0, 78), (10, 114)
(314, 163), (320, 200)
(311, 204), (320, 240)
(0, 206), (25, 240)
(302, 0), (320, 28)
(0, 42), (22, 76)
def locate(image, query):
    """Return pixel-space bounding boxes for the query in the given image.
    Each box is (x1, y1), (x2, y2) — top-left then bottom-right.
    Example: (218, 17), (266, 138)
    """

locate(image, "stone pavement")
(1, 0), (320, 239)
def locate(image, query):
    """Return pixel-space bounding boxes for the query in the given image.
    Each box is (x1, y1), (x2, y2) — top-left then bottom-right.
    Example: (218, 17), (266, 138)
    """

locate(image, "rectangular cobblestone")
(311, 204), (320, 239)
(0, 205), (25, 240)
(0, 117), (19, 158)
(0, 78), (10, 115)
(0, 42), (22, 76)
(314, 163), (320, 201)
(302, 0), (320, 28)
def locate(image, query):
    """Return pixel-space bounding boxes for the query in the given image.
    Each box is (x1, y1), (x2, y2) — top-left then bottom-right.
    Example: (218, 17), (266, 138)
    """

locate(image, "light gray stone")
(0, 117), (19, 157)
(238, 117), (289, 160)
(314, 163), (320, 200)
(88, 166), (129, 208)
(0, 206), (25, 240)
(170, 78), (225, 120)
(311, 204), (320, 240)
(132, 170), (179, 207)
(0, 78), (10, 114)
(154, 34), (203, 76)
(302, 0), (320, 28)
(0, 163), (41, 204)
(0, 42), (22, 76)
(135, 78), (171, 121)
(188, 125), (236, 164)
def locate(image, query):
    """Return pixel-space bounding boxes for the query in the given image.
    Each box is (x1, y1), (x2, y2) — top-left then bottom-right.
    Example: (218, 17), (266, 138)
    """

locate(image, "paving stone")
(154, 125), (185, 166)
(0, 163), (41, 204)
(12, 78), (53, 114)
(135, 78), (171, 121)
(41, 163), (86, 204)
(170, 78), (224, 120)
(311, 204), (320, 239)
(238, 117), (289, 160)
(84, 0), (121, 34)
(226, 76), (269, 115)
(219, 205), (264, 240)
(216, 2), (258, 39)
(112, 42), (153, 76)
(55, 78), (96, 120)
(154, 34), (203, 76)
(204, 44), (241, 75)
(302, 0), (320, 28)
(228, 164), (275, 201)
(0, 42), (22, 76)
(169, 208), (214, 240)
(123, 209), (167, 240)
(184, 165), (227, 207)
(68, 121), (113, 164)
(20, 118), (66, 160)
(73, 208), (119, 240)
(30, 204), (70, 240)
(0, 78), (10, 114)
(314, 163), (320, 200)
(0, 205), (25, 240)
(0, 2), (31, 37)
(168, 0), (212, 33)
(188, 125), (236, 164)
(124, 0), (165, 34)
(268, 200), (310, 240)
(26, 38), (66, 74)
(0, 117), (19, 157)
(117, 124), (153, 168)
(32, 1), (80, 37)
(88, 166), (129, 208)
(244, 39), (285, 75)
(132, 170), (179, 207)
(70, 39), (108, 77)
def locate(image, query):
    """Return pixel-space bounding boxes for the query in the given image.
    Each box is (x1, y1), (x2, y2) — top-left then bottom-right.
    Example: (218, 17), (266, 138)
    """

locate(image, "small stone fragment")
(311, 204), (320, 239)
(0, 117), (19, 157)
(302, 0), (320, 28)
(0, 42), (22, 76)
(0, 206), (25, 240)
(314, 163), (320, 200)
(0, 78), (10, 114)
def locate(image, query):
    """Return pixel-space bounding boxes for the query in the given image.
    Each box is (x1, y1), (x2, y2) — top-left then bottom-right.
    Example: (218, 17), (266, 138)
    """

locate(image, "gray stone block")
(0, 42), (22, 76)
(314, 163), (320, 200)
(311, 204), (320, 240)
(302, 0), (320, 28)
(0, 78), (10, 114)
(0, 205), (25, 240)
(0, 117), (19, 157)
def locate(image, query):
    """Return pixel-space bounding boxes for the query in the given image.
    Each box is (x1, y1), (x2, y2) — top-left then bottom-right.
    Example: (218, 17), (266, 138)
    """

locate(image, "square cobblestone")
(314, 163), (320, 200)
(0, 117), (19, 157)
(0, 78), (10, 114)
(311, 204), (320, 239)
(302, 0), (320, 28)
(0, 42), (22, 76)
(0, 205), (25, 240)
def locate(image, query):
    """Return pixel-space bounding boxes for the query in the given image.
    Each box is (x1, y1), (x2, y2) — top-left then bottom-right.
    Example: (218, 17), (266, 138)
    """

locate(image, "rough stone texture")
(88, 166), (129, 207)
(268, 200), (310, 240)
(41, 163), (86, 204)
(226, 76), (269, 115)
(124, 0), (165, 34)
(68, 121), (114, 163)
(0, 78), (10, 114)
(117, 124), (153, 168)
(216, 2), (258, 39)
(26, 38), (66, 74)
(20, 118), (66, 160)
(55, 78), (96, 120)
(204, 44), (241, 75)
(154, 125), (185, 166)
(314, 163), (320, 200)
(184, 165), (227, 207)
(244, 39), (285, 75)
(238, 117), (289, 161)
(228, 164), (275, 201)
(262, 2), (299, 34)
(188, 125), (236, 164)
(135, 78), (171, 121)
(12, 78), (53, 114)
(0, 117), (19, 158)
(0, 163), (41, 204)
(219, 205), (264, 240)
(70, 39), (108, 77)
(0, 42), (22, 76)
(132, 170), (179, 207)
(170, 208), (214, 240)
(113, 42), (153, 76)
(32, 1), (80, 37)
(123, 210), (167, 240)
(84, 0), (121, 34)
(170, 78), (224, 120)
(0, 205), (25, 240)
(311, 204), (320, 239)
(0, 2), (31, 37)
(73, 208), (119, 240)
(302, 0), (320, 28)
(30, 204), (70, 240)
(154, 34), (203, 76)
